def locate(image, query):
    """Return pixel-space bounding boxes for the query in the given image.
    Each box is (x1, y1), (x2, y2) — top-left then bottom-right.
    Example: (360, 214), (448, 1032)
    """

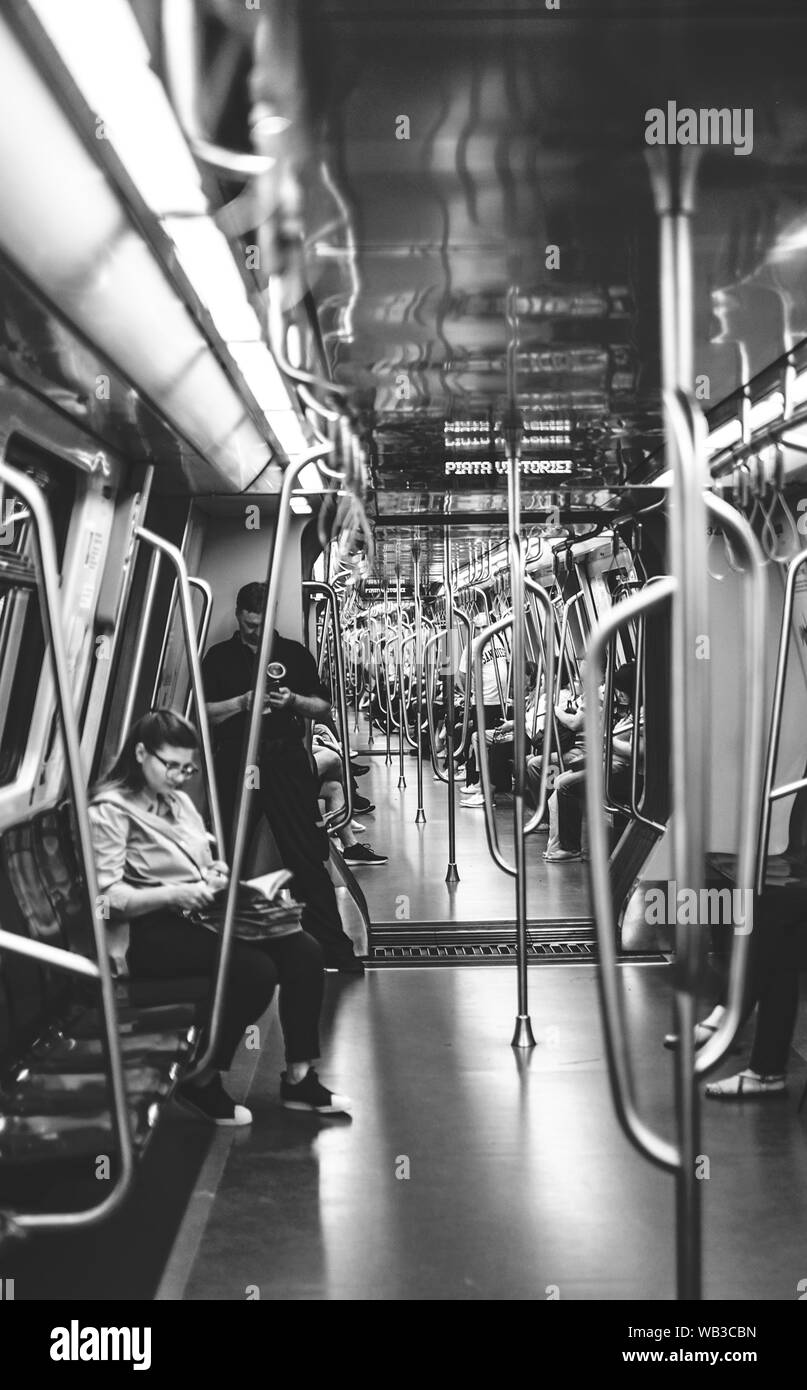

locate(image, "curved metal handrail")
(695, 495), (766, 1076)
(584, 578), (679, 1172)
(0, 460), (134, 1231)
(303, 580), (354, 832)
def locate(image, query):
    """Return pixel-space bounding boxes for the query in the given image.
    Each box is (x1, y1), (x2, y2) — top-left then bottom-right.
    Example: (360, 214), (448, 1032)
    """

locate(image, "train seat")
(0, 807), (206, 1175)
(707, 775), (807, 892)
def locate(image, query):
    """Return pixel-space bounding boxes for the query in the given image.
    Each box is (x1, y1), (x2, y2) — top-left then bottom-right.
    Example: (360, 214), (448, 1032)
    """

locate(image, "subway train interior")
(1, 0), (807, 1313)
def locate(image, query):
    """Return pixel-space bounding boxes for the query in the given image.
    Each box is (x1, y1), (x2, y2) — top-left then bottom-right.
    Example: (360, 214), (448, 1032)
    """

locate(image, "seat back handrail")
(755, 545), (807, 895)
(0, 458), (134, 1232)
(302, 580), (354, 831)
(134, 530), (224, 857)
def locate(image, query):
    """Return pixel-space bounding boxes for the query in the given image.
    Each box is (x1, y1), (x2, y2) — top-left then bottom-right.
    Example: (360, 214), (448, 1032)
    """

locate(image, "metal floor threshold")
(367, 941), (666, 965)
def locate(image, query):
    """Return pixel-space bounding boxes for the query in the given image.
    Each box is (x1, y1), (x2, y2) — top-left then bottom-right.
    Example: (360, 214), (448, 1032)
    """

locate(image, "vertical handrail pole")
(396, 566), (407, 789)
(503, 284), (534, 1048)
(383, 587), (393, 765)
(413, 544), (426, 823)
(0, 461), (134, 1229)
(648, 144), (705, 1301)
(188, 449), (330, 1076)
(444, 528), (459, 882)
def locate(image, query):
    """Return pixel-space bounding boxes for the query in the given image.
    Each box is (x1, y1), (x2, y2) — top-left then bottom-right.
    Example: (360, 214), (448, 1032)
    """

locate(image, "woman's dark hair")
(613, 661), (637, 703)
(93, 709), (199, 797)
(525, 660), (539, 688)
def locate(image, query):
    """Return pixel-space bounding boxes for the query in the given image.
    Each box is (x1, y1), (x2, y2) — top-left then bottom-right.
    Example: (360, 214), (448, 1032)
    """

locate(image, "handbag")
(92, 795), (304, 942)
(190, 879), (304, 942)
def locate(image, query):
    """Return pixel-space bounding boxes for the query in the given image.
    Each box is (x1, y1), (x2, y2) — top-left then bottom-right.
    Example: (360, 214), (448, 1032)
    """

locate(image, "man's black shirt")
(202, 630), (328, 748)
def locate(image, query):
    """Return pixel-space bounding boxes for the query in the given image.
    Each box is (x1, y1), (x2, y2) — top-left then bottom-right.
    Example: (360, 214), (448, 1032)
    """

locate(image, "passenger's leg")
(554, 770), (586, 853)
(262, 929), (324, 1066)
(259, 742), (360, 967)
(128, 912), (277, 1068)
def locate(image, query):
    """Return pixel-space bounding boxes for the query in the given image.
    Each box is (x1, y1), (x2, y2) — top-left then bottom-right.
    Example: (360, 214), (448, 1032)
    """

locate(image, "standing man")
(202, 581), (364, 973)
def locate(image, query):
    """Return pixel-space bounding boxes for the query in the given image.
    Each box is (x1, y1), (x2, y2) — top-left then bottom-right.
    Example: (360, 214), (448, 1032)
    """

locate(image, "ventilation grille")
(370, 941), (597, 964)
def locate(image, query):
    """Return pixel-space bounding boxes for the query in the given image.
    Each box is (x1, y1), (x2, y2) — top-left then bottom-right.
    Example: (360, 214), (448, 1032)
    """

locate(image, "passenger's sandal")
(704, 1070), (786, 1100)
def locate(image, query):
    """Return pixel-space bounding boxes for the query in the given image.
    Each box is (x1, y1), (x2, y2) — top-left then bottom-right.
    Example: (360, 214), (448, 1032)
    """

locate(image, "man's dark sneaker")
(175, 1075), (252, 1126)
(353, 795), (375, 814)
(350, 762), (370, 776)
(280, 1067), (352, 1115)
(342, 843), (388, 867)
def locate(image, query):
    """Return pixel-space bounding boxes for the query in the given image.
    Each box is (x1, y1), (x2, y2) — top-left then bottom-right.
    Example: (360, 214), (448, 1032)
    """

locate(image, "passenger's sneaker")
(461, 791), (487, 808)
(342, 843), (388, 866)
(175, 1075), (252, 1126)
(280, 1067), (353, 1115)
(349, 819), (366, 832)
(350, 762), (370, 776)
(543, 848), (581, 862)
(353, 794), (376, 814)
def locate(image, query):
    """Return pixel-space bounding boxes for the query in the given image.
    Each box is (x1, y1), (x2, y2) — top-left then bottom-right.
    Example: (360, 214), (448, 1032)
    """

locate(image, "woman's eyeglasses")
(148, 749), (198, 780)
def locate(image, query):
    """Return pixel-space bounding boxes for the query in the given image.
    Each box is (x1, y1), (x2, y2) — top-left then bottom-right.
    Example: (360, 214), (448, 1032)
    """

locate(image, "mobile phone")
(266, 661), (287, 692)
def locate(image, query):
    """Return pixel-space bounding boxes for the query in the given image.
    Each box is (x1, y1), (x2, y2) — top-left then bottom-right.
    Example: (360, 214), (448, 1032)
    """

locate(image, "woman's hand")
(170, 882), (217, 913)
(204, 861), (230, 890)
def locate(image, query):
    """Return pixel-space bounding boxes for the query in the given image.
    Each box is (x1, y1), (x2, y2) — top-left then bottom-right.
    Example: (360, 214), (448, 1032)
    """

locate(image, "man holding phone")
(202, 582), (363, 973)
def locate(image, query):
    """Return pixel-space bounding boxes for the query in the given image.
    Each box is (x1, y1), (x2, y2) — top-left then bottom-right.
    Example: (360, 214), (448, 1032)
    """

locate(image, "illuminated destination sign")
(445, 458), (573, 475)
(443, 417), (575, 477)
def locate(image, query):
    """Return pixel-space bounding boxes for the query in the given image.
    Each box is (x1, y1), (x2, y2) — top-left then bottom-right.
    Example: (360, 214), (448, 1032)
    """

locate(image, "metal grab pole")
(444, 529), (459, 882)
(188, 448), (331, 1077)
(413, 544), (426, 823)
(0, 461), (134, 1231)
(396, 567), (407, 789)
(648, 143), (705, 1300)
(118, 545), (161, 748)
(302, 581), (354, 831)
(383, 587), (393, 766)
(134, 530), (225, 857)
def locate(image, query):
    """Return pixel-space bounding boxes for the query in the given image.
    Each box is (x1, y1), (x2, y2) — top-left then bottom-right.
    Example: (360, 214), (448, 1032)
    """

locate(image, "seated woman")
(88, 708), (352, 1125)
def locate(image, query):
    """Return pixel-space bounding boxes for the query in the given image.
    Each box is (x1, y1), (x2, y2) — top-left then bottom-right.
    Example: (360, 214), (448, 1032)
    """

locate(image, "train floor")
(6, 964), (807, 1301)
(337, 725), (590, 929)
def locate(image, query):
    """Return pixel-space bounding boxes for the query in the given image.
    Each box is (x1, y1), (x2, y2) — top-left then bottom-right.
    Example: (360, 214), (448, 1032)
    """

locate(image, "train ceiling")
(286, 0), (807, 579)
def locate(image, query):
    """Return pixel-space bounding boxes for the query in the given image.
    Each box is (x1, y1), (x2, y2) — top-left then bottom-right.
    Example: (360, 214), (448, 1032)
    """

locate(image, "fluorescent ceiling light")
(30, 0), (207, 218)
(228, 343), (310, 457)
(163, 218), (263, 342)
(708, 418), (742, 455)
(749, 391), (784, 434)
(791, 369), (807, 407)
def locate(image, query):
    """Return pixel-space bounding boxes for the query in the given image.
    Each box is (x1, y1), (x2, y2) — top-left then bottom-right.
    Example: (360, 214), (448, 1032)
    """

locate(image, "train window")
(0, 437), (76, 785)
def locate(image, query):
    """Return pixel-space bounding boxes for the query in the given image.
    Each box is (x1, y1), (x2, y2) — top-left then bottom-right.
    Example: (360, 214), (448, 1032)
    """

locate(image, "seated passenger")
(460, 660), (540, 809)
(543, 662), (637, 863)
(312, 735), (388, 867)
(88, 709), (352, 1124)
